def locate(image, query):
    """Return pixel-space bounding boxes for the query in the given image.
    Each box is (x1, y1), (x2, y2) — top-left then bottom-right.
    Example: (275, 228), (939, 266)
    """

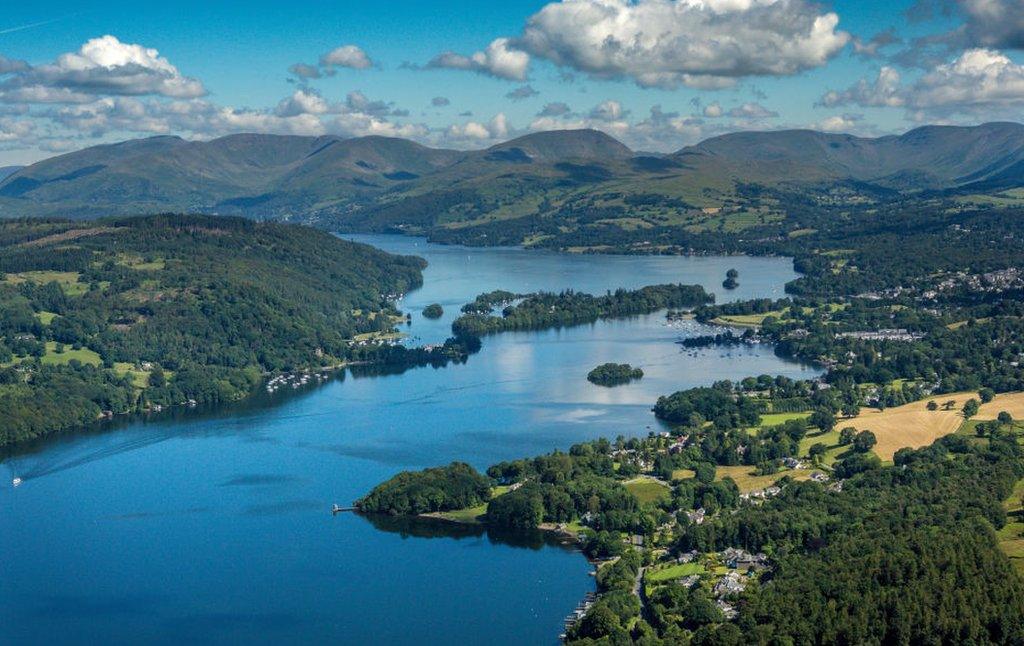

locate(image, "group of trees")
(451, 284), (713, 338)
(421, 303), (444, 319)
(356, 462), (491, 515)
(587, 363), (644, 387)
(654, 385), (761, 429)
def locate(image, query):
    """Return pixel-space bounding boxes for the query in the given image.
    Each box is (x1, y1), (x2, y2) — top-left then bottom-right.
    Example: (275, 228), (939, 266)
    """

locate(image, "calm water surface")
(0, 236), (818, 645)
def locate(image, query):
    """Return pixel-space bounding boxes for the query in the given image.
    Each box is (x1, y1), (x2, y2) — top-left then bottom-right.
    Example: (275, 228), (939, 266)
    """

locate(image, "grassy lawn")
(799, 427), (845, 466)
(40, 341), (101, 367)
(114, 362), (153, 388)
(671, 469), (696, 481)
(646, 561), (704, 583)
(755, 411), (812, 431)
(426, 485), (510, 524)
(711, 312), (782, 328)
(999, 478), (1024, 575)
(351, 331), (408, 342)
(3, 271), (88, 296)
(34, 311), (57, 325)
(624, 476), (671, 504)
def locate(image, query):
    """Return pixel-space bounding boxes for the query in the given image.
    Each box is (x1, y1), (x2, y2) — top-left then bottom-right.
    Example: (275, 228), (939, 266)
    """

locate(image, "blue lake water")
(0, 236), (819, 645)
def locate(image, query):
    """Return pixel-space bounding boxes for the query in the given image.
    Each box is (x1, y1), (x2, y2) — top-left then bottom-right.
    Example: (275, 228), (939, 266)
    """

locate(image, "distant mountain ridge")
(1, 123), (1022, 225)
(0, 166), (23, 182)
(680, 122), (1024, 190)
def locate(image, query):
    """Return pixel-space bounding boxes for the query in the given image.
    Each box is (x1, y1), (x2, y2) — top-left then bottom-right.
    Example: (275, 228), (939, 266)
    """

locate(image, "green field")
(2, 271), (88, 296)
(34, 311), (57, 325)
(760, 412), (812, 427)
(40, 342), (102, 367)
(711, 312), (781, 328)
(670, 469), (696, 481)
(426, 485), (510, 524)
(646, 561), (704, 583)
(113, 362), (158, 388)
(798, 427), (845, 466)
(716, 465), (814, 493)
(999, 478), (1024, 574)
(624, 477), (671, 504)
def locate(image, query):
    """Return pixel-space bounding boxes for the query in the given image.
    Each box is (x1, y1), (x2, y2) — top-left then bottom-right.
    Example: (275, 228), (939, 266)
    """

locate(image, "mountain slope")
(1, 124), (1022, 229)
(679, 122), (1024, 189)
(0, 134), (467, 218)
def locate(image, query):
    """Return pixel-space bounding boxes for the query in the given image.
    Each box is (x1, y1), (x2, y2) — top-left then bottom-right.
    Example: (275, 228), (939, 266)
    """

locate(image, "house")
(740, 485), (782, 503)
(722, 548), (768, 570)
(810, 471), (830, 483)
(714, 572), (746, 597)
(676, 550), (700, 564)
(782, 457), (803, 469)
(686, 508), (707, 525)
(716, 600), (738, 619)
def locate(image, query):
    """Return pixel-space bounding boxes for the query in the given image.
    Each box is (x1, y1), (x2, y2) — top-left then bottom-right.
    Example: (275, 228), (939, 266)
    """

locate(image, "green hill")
(0, 214), (424, 446)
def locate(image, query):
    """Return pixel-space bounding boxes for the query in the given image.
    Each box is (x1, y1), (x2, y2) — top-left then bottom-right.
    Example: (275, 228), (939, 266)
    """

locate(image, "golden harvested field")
(849, 395), (972, 460)
(846, 391), (1024, 460)
(978, 392), (1024, 421)
(715, 465), (813, 493)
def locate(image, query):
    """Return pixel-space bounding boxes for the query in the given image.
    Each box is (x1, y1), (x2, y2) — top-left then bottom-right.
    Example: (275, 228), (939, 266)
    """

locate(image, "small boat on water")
(12, 477), (22, 487)
(332, 504), (343, 514)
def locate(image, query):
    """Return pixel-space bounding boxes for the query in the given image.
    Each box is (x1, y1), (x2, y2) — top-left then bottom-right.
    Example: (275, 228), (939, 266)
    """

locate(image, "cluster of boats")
(265, 371), (329, 394)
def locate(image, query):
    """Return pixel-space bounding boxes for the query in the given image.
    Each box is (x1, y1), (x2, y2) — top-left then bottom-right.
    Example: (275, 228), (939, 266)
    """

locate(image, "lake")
(0, 236), (819, 645)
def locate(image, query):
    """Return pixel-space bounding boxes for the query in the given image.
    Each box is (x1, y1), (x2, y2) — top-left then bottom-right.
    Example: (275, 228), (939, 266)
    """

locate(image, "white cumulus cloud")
(518, 0), (850, 88)
(0, 35), (206, 102)
(819, 49), (1024, 119)
(320, 45), (375, 70)
(427, 38), (530, 81)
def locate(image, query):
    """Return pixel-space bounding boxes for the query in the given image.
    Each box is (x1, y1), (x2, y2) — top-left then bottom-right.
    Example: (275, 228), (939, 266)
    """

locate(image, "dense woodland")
(0, 215), (423, 446)
(357, 463), (492, 515)
(588, 363), (644, 387)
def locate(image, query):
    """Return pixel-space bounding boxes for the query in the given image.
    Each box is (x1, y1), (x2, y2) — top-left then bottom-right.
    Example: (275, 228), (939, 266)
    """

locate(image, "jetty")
(331, 504), (356, 514)
(559, 591), (597, 639)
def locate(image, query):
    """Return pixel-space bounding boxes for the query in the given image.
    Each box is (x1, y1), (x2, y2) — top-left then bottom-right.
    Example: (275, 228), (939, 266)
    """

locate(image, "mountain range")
(1, 122), (1022, 241)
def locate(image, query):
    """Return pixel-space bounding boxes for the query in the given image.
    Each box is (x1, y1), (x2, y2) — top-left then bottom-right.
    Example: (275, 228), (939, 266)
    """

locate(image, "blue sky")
(0, 0), (1019, 164)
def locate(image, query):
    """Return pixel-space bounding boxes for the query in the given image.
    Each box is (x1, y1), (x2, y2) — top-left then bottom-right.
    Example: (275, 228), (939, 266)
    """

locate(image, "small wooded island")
(422, 303), (444, 319)
(722, 268), (739, 290)
(587, 363), (644, 386)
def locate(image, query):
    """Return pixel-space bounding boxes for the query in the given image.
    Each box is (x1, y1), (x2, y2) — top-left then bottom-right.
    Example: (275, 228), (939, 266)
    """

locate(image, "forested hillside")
(0, 214), (424, 446)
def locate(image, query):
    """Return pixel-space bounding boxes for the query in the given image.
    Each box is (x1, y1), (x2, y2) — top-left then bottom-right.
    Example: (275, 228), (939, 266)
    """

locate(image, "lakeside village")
(551, 432), (839, 638)
(358, 407), (889, 643)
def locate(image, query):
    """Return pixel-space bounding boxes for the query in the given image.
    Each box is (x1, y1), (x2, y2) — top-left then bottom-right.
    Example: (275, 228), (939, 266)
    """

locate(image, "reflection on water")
(0, 236), (817, 646)
(361, 513), (567, 553)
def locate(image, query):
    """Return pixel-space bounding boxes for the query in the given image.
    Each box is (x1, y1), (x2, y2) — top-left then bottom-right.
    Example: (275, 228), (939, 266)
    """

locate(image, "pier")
(559, 591), (597, 639)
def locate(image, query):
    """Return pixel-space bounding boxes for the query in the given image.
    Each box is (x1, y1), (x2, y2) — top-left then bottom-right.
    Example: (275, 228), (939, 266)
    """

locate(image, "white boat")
(12, 477), (22, 487)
